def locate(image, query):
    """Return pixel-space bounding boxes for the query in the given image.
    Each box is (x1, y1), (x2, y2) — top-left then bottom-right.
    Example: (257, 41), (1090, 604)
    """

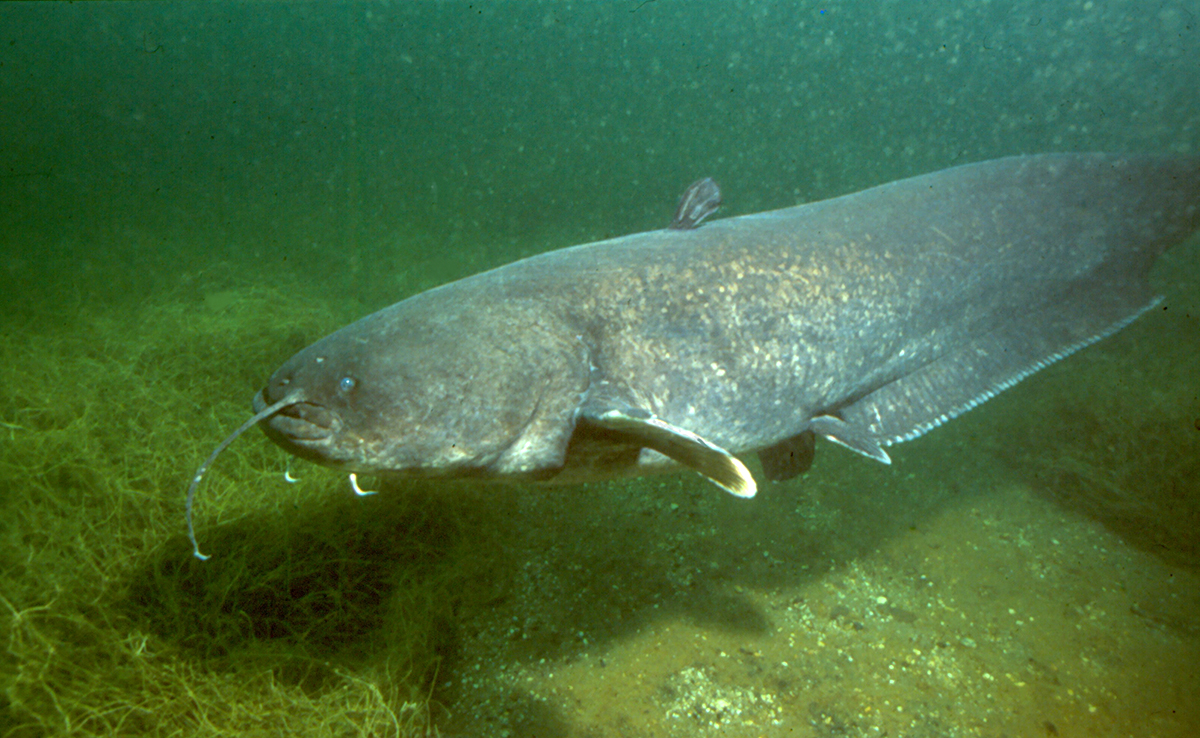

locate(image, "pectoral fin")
(580, 407), (757, 498)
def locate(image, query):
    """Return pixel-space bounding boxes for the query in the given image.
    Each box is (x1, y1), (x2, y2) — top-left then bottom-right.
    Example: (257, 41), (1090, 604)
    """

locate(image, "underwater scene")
(2, 2), (1199, 736)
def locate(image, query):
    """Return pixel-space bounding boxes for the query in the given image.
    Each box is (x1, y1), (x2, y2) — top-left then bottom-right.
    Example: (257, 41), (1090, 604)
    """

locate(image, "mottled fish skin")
(254, 153), (1200, 489)
(669, 177), (722, 230)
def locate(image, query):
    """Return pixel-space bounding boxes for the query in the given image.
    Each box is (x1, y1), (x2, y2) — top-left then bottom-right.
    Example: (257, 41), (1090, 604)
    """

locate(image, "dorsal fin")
(669, 177), (722, 230)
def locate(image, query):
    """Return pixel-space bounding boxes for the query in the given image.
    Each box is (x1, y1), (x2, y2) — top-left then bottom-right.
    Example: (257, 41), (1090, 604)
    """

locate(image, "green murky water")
(2, 2), (1198, 736)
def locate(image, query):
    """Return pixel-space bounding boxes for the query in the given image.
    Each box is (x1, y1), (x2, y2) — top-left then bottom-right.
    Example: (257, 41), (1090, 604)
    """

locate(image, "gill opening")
(186, 394), (300, 561)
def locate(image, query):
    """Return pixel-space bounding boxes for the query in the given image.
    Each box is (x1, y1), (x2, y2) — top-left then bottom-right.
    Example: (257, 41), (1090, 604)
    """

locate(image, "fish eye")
(338, 376), (357, 392)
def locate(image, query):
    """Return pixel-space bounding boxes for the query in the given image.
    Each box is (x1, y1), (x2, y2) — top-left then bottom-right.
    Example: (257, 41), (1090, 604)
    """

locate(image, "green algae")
(0, 271), (461, 737)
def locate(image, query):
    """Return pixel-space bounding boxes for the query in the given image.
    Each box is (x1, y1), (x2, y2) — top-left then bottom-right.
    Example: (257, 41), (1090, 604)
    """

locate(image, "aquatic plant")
(0, 273), (460, 737)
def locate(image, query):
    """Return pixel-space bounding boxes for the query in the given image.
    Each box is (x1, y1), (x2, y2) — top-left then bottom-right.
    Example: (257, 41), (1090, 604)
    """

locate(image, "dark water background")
(4, 0), (1197, 315)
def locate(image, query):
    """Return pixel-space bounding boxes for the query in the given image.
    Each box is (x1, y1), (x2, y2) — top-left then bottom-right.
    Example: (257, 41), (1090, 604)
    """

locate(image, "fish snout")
(268, 403), (336, 441)
(253, 388), (336, 444)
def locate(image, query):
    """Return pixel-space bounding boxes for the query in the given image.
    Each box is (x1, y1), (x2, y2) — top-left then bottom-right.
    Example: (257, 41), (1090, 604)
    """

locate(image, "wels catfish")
(186, 153), (1200, 559)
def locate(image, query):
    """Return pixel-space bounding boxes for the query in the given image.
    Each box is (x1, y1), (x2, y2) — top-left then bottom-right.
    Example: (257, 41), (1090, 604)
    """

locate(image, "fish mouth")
(253, 388), (336, 447)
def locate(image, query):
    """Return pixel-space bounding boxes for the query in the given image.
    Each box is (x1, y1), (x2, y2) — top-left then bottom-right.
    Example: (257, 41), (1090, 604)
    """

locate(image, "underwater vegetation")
(0, 263), (468, 736)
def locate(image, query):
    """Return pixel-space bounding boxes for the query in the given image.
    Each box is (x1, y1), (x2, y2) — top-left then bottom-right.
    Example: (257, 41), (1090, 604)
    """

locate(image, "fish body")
(250, 153), (1200, 494)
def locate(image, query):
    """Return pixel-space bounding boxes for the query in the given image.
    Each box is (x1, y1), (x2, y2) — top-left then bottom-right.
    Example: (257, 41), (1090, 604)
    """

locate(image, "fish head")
(256, 291), (588, 478)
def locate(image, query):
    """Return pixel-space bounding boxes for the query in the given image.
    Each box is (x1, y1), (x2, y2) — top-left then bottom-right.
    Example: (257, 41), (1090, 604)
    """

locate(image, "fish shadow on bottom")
(126, 448), (956, 733)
